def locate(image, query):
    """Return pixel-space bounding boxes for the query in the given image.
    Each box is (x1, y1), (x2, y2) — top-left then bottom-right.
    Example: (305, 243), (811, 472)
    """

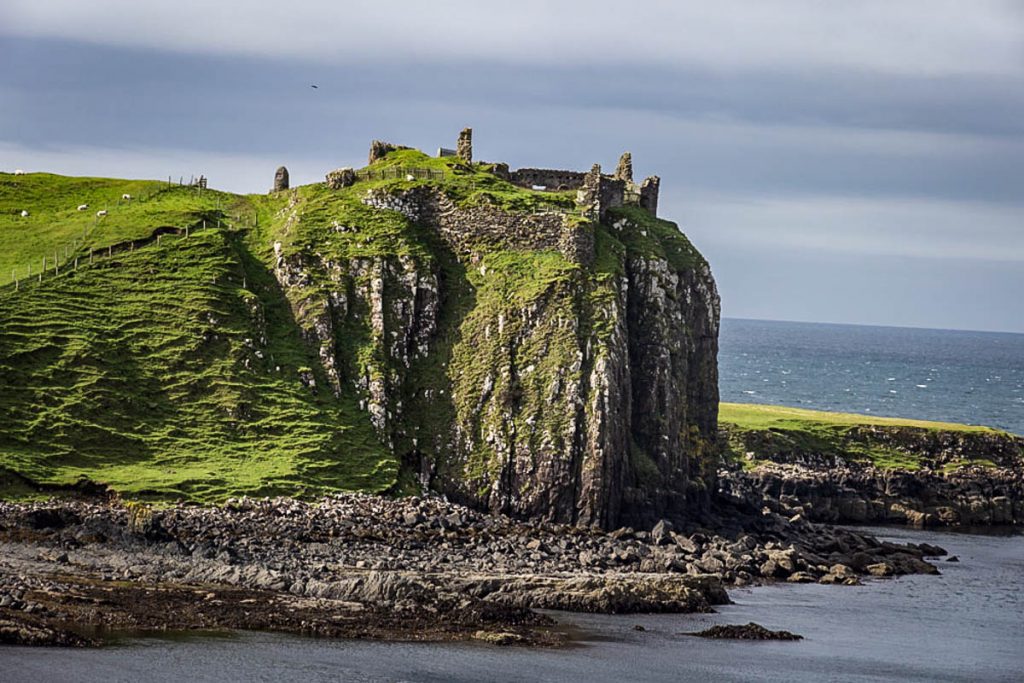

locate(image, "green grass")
(719, 402), (999, 433)
(719, 402), (1015, 471)
(0, 211), (394, 501)
(0, 172), (238, 288)
(0, 158), (714, 503)
(606, 205), (706, 272)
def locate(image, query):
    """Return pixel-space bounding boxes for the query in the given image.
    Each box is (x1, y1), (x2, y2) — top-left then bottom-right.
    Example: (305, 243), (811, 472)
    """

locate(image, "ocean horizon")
(719, 317), (1024, 436)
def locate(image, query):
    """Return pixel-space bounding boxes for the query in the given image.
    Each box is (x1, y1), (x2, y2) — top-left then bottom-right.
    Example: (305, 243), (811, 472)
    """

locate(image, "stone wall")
(361, 186), (594, 266)
(577, 164), (625, 223)
(640, 176), (660, 217)
(368, 140), (411, 165)
(457, 128), (473, 163)
(508, 168), (587, 190)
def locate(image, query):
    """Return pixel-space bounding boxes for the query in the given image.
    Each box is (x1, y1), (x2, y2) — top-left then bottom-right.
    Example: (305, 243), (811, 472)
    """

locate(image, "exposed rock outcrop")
(272, 180), (719, 529)
(719, 426), (1024, 527)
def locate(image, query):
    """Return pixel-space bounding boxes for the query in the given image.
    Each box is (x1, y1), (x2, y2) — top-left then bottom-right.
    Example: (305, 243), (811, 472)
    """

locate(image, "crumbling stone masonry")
(326, 167), (356, 189)
(577, 164), (625, 223)
(457, 128), (473, 163)
(369, 140), (411, 165)
(615, 152), (633, 183)
(640, 176), (660, 217)
(362, 186), (595, 267)
(273, 166), (289, 192)
(509, 168), (586, 190)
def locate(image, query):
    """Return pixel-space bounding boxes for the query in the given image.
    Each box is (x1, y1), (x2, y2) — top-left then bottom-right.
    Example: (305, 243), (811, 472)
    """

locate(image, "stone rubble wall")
(508, 168), (587, 190)
(361, 187), (595, 266)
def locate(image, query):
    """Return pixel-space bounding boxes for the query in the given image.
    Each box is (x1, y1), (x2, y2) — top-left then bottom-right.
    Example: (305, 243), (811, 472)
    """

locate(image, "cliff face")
(719, 420), (1024, 527)
(272, 175), (719, 529)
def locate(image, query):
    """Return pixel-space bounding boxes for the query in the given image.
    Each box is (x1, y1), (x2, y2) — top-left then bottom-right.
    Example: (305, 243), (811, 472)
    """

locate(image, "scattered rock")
(683, 622), (802, 641)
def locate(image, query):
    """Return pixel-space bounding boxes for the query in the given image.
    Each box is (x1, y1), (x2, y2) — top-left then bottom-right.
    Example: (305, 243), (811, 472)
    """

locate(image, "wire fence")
(2, 217), (224, 294)
(2, 175), (232, 291)
(354, 166), (446, 182)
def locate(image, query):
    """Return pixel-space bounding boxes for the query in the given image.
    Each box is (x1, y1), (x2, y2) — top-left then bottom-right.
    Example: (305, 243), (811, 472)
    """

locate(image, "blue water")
(6, 527), (1022, 682)
(720, 318), (1024, 435)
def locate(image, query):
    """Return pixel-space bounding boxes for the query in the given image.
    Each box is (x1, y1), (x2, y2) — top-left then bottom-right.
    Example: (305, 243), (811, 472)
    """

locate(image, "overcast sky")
(2, 1), (1023, 332)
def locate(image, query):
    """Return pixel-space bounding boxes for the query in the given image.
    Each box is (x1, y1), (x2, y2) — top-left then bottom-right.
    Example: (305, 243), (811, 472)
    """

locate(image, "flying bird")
(310, 84), (319, 89)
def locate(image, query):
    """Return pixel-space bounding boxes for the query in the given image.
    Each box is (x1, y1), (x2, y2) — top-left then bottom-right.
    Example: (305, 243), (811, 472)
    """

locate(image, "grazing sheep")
(14, 169), (25, 175)
(77, 204), (89, 211)
(122, 193), (132, 200)
(96, 210), (108, 217)
(20, 210), (29, 217)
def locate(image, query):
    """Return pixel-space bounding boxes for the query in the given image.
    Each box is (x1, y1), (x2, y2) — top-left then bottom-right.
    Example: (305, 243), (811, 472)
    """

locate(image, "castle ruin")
(273, 166), (289, 192)
(280, 129), (662, 221)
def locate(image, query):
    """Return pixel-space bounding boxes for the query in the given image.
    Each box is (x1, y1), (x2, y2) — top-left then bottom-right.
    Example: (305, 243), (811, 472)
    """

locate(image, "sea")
(720, 318), (1024, 435)
(5, 319), (1024, 681)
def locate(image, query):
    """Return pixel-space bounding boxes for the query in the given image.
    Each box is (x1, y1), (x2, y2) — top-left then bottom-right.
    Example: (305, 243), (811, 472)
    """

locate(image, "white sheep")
(14, 169), (24, 175)
(20, 210), (29, 217)
(96, 210), (108, 217)
(77, 204), (89, 211)
(122, 193), (132, 200)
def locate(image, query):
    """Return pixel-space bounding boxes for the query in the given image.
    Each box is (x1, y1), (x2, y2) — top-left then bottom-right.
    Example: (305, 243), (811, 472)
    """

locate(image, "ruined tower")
(614, 152), (633, 183)
(457, 127), (473, 163)
(273, 166), (289, 192)
(640, 176), (660, 217)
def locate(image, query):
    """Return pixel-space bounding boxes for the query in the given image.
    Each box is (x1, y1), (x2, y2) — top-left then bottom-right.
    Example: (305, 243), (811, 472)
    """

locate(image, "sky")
(2, 1), (1023, 333)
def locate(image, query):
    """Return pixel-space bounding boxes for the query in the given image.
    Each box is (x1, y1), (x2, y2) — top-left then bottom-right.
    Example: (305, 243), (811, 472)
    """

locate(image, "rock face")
(272, 181), (720, 529)
(719, 426), (1024, 527)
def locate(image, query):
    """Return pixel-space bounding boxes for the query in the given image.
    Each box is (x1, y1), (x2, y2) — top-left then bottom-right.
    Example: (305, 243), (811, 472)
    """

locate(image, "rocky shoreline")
(719, 426), (1024, 527)
(0, 493), (949, 647)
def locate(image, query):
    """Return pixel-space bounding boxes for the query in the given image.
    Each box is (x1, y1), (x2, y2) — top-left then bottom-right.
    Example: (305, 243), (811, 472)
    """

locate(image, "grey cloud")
(5, 0), (1023, 77)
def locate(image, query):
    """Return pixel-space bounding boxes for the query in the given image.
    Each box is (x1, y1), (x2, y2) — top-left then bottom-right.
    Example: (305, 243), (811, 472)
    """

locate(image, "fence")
(2, 177), (232, 291)
(354, 167), (446, 182)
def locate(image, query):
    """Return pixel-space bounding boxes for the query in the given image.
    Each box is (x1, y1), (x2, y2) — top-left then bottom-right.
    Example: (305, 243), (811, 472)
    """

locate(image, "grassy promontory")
(719, 402), (1022, 472)
(1, 154), (710, 511)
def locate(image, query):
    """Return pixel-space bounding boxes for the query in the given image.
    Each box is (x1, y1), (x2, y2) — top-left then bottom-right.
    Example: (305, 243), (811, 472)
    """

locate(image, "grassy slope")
(0, 174), (393, 500)
(0, 173), (236, 287)
(0, 156), (580, 501)
(719, 402), (1012, 471)
(719, 402), (998, 433)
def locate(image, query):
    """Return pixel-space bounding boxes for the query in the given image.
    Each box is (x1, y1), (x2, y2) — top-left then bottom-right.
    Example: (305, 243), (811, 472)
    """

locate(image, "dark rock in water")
(684, 622), (803, 641)
(917, 543), (947, 557)
(947, 555), (960, 562)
